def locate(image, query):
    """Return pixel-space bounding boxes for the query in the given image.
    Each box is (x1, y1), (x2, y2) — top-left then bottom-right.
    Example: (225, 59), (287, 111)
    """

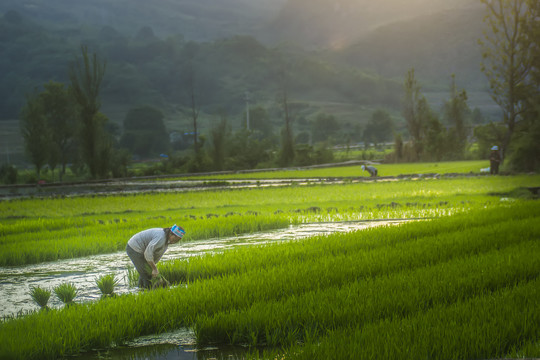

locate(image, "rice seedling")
(168, 160), (490, 180)
(29, 286), (51, 310)
(283, 278), (540, 360)
(151, 274), (170, 289)
(96, 274), (120, 297)
(125, 266), (139, 288)
(0, 201), (537, 360)
(53, 282), (78, 305)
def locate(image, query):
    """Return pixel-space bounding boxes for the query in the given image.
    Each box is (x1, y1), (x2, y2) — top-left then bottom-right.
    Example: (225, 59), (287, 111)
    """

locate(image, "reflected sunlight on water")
(0, 219), (413, 318)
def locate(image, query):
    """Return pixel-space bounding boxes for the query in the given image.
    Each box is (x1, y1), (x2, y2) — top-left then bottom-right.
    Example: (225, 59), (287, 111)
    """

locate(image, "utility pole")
(244, 91), (250, 131)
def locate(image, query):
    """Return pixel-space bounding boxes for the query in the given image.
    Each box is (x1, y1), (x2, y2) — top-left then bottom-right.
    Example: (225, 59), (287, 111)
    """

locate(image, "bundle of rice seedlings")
(54, 282), (78, 305)
(96, 274), (120, 297)
(29, 286), (51, 310)
(151, 274), (170, 289)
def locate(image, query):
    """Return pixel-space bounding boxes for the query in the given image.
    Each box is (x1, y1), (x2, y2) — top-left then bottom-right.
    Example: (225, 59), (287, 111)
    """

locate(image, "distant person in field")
(489, 146), (501, 175)
(126, 224), (185, 289)
(361, 164), (378, 177)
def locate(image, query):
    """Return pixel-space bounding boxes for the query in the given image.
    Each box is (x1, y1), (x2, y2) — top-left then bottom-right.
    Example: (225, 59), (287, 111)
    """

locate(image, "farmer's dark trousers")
(126, 244), (151, 289)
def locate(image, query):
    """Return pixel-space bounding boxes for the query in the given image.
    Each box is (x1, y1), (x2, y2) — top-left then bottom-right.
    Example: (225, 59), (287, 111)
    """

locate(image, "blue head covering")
(171, 224), (185, 238)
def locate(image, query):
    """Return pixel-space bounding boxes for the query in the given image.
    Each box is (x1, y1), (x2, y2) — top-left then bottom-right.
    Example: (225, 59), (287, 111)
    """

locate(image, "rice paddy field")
(155, 160), (488, 181)
(0, 162), (539, 359)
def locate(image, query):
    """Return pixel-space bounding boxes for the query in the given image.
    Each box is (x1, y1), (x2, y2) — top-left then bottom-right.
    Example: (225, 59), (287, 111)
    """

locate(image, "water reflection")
(0, 220), (407, 318)
(71, 328), (272, 360)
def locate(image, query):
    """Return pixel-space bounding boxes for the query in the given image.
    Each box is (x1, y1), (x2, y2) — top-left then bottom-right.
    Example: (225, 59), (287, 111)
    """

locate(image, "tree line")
(392, 0), (539, 172)
(2, 0), (538, 184)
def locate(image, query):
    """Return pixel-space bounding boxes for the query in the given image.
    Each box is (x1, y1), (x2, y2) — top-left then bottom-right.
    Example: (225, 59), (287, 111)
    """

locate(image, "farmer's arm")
(144, 235), (162, 277)
(147, 260), (159, 277)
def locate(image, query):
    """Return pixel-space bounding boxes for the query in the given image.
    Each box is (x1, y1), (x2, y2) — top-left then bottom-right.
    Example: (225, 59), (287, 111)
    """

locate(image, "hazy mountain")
(259, 0), (479, 49)
(0, 0), (286, 41)
(0, 1), (496, 123)
(336, 5), (487, 88)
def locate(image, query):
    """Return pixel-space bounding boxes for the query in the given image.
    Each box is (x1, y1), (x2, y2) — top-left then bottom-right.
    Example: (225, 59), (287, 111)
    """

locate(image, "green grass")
(165, 160), (489, 180)
(0, 201), (538, 360)
(0, 174), (538, 266)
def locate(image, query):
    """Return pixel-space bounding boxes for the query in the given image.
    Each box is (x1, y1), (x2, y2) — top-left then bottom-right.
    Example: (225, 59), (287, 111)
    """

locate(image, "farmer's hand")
(152, 268), (159, 278)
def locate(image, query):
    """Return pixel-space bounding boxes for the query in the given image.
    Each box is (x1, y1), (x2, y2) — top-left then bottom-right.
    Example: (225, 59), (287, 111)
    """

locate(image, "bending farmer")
(126, 224), (185, 289)
(361, 164), (378, 177)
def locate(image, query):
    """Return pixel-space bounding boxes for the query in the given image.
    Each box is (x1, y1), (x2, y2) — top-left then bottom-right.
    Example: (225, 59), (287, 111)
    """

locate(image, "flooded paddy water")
(0, 219), (411, 359)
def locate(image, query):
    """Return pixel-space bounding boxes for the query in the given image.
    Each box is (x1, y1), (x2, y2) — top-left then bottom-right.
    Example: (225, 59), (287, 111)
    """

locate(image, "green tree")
(473, 122), (507, 160)
(39, 81), (77, 181)
(402, 68), (426, 160)
(312, 113), (340, 143)
(363, 109), (394, 147)
(393, 133), (404, 162)
(422, 111), (447, 162)
(479, 0), (537, 159)
(226, 129), (271, 170)
(181, 42), (201, 157)
(443, 75), (470, 159)
(246, 106), (274, 141)
(277, 66), (295, 167)
(69, 46), (108, 178)
(505, 0), (540, 171)
(209, 116), (230, 171)
(20, 92), (50, 181)
(120, 106), (169, 157)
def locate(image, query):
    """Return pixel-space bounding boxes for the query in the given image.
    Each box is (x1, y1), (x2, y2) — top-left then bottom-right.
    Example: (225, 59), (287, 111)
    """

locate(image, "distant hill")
(0, 10), (402, 126)
(336, 5), (487, 88)
(0, 0), (285, 41)
(259, 0), (477, 49)
(0, 1), (499, 133)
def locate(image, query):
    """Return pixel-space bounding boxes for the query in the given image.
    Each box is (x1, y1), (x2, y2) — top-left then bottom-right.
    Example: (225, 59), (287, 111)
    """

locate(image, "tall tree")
(182, 42), (201, 157)
(277, 66), (295, 167)
(402, 68), (429, 160)
(443, 75), (470, 159)
(20, 92), (50, 181)
(246, 106), (274, 141)
(312, 113), (340, 144)
(120, 106), (168, 158)
(209, 115), (230, 171)
(69, 46), (107, 178)
(39, 81), (77, 181)
(479, 0), (537, 159)
(504, 0), (540, 171)
(363, 109), (394, 147)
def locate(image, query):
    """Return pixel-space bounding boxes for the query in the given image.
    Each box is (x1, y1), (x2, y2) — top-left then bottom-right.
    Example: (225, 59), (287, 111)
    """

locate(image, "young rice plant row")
(0, 202), (538, 359)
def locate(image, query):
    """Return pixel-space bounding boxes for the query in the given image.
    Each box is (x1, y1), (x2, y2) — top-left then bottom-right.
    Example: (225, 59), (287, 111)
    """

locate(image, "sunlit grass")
(164, 160), (489, 180)
(0, 174), (538, 266)
(0, 202), (538, 360)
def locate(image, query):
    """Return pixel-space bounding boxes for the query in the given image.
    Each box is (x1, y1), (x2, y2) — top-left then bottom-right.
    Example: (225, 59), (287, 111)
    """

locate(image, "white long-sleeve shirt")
(127, 228), (168, 263)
